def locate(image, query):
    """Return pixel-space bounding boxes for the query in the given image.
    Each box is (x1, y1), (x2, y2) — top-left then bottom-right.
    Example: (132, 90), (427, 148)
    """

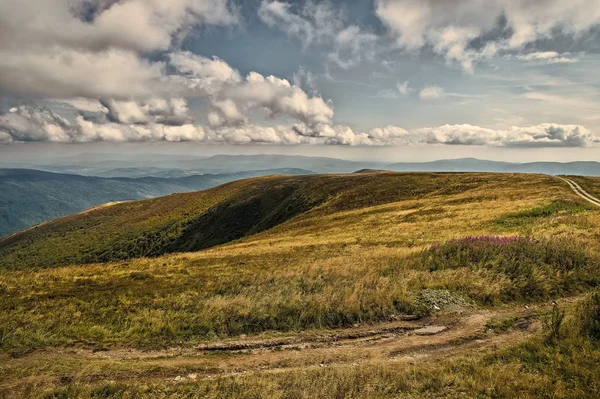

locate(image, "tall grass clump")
(418, 236), (597, 303)
(579, 291), (600, 342)
(543, 303), (565, 344)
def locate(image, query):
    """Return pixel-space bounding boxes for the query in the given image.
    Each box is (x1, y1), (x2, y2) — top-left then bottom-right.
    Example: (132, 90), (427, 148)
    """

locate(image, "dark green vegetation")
(579, 291), (600, 341)
(492, 199), (592, 229)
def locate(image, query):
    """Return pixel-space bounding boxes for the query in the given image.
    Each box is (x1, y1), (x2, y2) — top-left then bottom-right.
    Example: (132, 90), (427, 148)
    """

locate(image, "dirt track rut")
(558, 177), (600, 207)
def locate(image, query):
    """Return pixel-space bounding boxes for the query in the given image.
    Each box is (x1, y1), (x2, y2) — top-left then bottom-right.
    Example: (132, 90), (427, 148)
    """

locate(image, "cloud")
(516, 51), (578, 64)
(258, 1), (321, 45)
(101, 98), (191, 126)
(292, 66), (317, 93)
(221, 72), (333, 125)
(377, 81), (413, 98)
(397, 81), (411, 95)
(0, 40), (333, 131)
(0, 106), (77, 142)
(76, 117), (207, 142)
(0, 49), (169, 100)
(375, 0), (600, 72)
(208, 124), (315, 145)
(59, 98), (108, 113)
(169, 52), (334, 127)
(415, 124), (597, 147)
(169, 51), (242, 94)
(207, 99), (246, 127)
(0, 0), (238, 54)
(0, 1), (238, 100)
(419, 86), (445, 100)
(0, 0), (595, 149)
(0, 105), (205, 143)
(2, 105), (595, 148)
(258, 0), (377, 69)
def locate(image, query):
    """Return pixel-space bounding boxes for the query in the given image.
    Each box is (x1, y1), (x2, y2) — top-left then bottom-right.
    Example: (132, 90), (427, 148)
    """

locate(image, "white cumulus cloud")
(375, 0), (600, 72)
(2, 106), (595, 148)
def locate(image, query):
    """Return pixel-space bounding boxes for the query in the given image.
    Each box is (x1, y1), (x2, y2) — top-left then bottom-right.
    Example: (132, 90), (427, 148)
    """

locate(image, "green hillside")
(0, 168), (313, 237)
(0, 172), (560, 269)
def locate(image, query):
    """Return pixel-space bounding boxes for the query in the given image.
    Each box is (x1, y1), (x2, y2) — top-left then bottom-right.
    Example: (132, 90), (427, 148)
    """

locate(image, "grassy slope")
(0, 168), (314, 238)
(1, 173), (334, 269)
(2, 172), (600, 398)
(0, 169), (171, 237)
(0, 172), (536, 269)
(17, 299), (599, 399)
(1, 172), (598, 347)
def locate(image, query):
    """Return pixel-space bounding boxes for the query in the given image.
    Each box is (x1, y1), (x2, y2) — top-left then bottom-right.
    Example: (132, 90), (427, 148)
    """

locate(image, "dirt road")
(0, 302), (556, 397)
(558, 176), (600, 207)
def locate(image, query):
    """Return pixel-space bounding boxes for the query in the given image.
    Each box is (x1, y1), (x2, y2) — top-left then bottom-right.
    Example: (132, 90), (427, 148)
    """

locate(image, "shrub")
(418, 236), (595, 302)
(493, 200), (592, 228)
(543, 303), (565, 345)
(579, 291), (600, 342)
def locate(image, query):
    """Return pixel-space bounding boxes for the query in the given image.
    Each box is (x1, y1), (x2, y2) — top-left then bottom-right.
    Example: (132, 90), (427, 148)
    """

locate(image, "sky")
(1, 0), (600, 162)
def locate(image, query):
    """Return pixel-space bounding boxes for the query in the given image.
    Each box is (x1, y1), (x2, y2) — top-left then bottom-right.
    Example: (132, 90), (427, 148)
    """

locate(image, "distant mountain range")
(0, 154), (382, 177)
(4, 154), (600, 178)
(387, 158), (600, 176)
(0, 168), (312, 237)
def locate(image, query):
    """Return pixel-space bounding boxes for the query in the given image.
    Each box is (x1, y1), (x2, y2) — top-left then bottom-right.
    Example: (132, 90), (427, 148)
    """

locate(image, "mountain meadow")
(1, 172), (600, 398)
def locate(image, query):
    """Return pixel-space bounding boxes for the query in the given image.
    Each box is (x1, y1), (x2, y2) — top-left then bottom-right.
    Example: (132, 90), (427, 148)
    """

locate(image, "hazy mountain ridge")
(0, 168), (313, 237)
(5, 155), (600, 178)
(387, 158), (600, 175)
(0, 154), (384, 177)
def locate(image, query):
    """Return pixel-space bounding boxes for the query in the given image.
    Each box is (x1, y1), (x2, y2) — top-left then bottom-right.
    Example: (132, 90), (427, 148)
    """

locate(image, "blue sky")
(1, 0), (600, 161)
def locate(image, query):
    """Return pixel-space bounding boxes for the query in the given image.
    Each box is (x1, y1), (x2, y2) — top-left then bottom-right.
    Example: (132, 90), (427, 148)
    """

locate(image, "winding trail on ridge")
(557, 176), (600, 207)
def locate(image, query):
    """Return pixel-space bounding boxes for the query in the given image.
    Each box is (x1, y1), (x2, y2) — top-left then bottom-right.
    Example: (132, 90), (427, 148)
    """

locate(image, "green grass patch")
(492, 199), (592, 229)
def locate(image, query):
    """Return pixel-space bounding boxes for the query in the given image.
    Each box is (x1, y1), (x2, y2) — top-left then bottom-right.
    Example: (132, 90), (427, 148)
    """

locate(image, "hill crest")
(0, 171), (560, 270)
